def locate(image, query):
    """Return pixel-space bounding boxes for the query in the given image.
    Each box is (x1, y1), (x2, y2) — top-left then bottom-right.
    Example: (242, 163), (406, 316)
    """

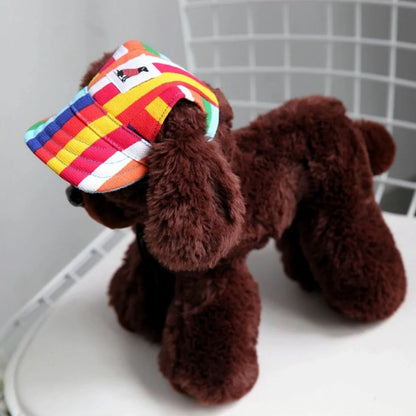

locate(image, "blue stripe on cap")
(25, 87), (92, 151)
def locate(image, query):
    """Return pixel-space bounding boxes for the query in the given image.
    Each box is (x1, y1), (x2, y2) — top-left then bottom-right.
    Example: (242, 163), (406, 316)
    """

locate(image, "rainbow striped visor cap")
(25, 40), (219, 193)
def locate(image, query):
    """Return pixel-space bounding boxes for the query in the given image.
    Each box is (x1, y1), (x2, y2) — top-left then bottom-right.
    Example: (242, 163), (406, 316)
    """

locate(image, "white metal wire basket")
(1, 1), (416, 411)
(0, 228), (131, 405)
(179, 0), (416, 217)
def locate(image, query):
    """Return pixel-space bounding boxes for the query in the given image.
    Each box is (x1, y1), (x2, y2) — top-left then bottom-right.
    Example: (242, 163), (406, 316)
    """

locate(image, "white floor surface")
(4, 213), (416, 416)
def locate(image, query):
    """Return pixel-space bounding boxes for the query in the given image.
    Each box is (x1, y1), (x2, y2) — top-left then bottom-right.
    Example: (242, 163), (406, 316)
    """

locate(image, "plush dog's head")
(66, 52), (245, 272)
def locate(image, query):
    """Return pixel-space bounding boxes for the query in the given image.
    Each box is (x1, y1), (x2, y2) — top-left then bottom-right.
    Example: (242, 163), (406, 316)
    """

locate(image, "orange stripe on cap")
(190, 90), (204, 110)
(97, 159), (148, 192)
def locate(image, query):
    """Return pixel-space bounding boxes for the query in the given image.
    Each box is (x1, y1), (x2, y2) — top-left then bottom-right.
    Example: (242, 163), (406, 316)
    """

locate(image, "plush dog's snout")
(66, 186), (84, 207)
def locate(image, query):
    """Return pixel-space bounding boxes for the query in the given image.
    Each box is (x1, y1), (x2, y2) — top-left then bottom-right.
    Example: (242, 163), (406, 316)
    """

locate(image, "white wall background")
(0, 0), (185, 328)
(2, 0), (415, 331)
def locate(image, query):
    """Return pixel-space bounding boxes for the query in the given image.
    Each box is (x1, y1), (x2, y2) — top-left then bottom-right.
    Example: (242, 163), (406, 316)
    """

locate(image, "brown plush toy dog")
(32, 45), (406, 405)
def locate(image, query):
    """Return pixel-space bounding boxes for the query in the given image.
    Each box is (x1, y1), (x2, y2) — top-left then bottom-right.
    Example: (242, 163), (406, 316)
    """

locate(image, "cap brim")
(24, 87), (149, 193)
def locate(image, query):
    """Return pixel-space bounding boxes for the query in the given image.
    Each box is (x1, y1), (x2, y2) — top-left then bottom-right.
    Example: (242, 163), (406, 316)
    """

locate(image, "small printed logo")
(106, 54), (162, 93)
(115, 66), (149, 83)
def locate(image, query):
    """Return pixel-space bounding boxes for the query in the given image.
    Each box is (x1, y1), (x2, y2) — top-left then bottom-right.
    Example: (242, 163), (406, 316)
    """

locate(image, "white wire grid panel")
(0, 226), (135, 415)
(0, 229), (130, 369)
(179, 0), (416, 217)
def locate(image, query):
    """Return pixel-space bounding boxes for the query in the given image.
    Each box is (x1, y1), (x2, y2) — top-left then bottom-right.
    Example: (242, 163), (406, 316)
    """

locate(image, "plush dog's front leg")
(109, 226), (175, 343)
(158, 259), (261, 404)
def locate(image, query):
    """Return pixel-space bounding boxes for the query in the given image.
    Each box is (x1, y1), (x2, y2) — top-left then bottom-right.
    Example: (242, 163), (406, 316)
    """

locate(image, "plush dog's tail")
(354, 120), (396, 175)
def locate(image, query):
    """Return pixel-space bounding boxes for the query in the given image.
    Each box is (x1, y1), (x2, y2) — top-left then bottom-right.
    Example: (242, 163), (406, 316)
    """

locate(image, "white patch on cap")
(106, 54), (162, 94)
(89, 76), (110, 96)
(77, 151), (131, 192)
(113, 44), (129, 60)
(77, 140), (151, 192)
(178, 85), (195, 102)
(121, 138), (151, 161)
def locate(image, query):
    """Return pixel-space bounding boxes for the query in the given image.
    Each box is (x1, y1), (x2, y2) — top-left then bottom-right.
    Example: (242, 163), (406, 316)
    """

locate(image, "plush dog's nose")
(66, 186), (84, 207)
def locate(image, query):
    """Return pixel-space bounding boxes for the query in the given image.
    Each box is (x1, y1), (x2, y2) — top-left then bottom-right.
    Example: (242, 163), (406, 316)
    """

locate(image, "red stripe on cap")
(34, 146), (55, 164)
(153, 63), (202, 84)
(104, 126), (140, 153)
(115, 83), (167, 126)
(99, 57), (115, 73)
(116, 82), (186, 140)
(59, 135), (122, 186)
(123, 84), (189, 140)
(51, 117), (85, 150)
(39, 134), (65, 160)
(66, 145), (113, 176)
(153, 63), (216, 105)
(49, 103), (104, 151)
(92, 83), (120, 106)
(59, 164), (90, 186)
(133, 110), (161, 141)
(158, 86), (185, 107)
(58, 117), (83, 140)
(76, 137), (118, 164)
(76, 102), (106, 123)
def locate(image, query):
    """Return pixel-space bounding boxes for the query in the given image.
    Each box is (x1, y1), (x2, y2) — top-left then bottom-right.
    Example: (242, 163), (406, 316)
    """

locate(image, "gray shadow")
(106, 306), (239, 413)
(247, 241), (381, 338)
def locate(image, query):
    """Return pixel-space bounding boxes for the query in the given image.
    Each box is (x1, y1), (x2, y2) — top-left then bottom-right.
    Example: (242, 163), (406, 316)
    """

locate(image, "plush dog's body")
(72, 54), (406, 404)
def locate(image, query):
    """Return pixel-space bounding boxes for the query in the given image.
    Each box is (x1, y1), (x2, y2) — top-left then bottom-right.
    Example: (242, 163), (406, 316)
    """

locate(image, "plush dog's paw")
(165, 353), (259, 405)
(158, 267), (261, 404)
(324, 262), (406, 322)
(318, 221), (407, 322)
(159, 315), (259, 405)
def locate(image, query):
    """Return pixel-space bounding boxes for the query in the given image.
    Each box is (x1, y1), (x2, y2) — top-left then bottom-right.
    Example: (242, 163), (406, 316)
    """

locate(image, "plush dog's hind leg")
(297, 200), (406, 322)
(277, 221), (319, 292)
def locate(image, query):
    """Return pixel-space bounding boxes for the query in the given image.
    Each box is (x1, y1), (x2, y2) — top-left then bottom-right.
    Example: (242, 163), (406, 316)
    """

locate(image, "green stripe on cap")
(143, 43), (161, 57)
(202, 97), (213, 128)
(27, 119), (46, 132)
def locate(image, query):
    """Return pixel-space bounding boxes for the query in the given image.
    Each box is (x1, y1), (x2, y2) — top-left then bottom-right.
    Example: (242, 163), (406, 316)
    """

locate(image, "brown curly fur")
(70, 53), (406, 404)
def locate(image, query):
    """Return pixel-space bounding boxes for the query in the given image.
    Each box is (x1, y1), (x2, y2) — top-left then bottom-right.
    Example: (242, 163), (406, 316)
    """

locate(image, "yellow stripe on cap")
(46, 157), (67, 175)
(145, 97), (170, 122)
(50, 115), (120, 174)
(104, 72), (217, 117)
(86, 113), (121, 137)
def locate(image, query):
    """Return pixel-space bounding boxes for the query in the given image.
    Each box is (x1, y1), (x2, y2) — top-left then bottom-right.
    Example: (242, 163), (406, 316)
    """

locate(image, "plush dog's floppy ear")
(354, 120), (396, 175)
(79, 51), (114, 88)
(144, 99), (245, 272)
